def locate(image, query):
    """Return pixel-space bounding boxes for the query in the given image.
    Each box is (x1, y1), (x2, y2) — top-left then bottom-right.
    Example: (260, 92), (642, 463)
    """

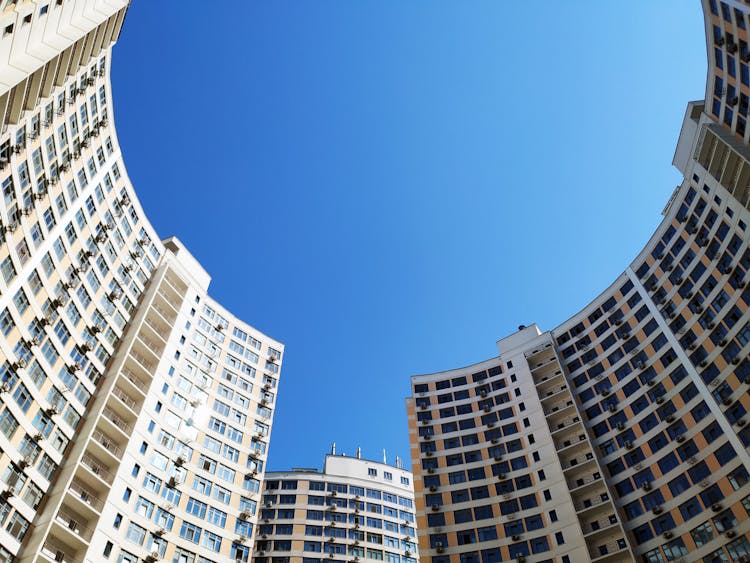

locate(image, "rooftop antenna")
(331, 442), (336, 455)
(396, 456), (402, 469)
(383, 449), (387, 464)
(356, 447), (361, 459)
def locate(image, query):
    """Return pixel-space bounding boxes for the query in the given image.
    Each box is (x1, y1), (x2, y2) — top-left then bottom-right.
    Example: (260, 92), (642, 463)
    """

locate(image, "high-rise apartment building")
(407, 2), (750, 563)
(256, 452), (419, 563)
(0, 2), (283, 563)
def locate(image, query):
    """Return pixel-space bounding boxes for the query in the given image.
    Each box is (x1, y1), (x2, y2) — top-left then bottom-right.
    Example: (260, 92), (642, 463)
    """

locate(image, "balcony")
(101, 405), (133, 436)
(582, 518), (620, 538)
(162, 272), (188, 298)
(128, 349), (155, 373)
(562, 452), (595, 471)
(79, 454), (114, 484)
(539, 385), (569, 402)
(119, 367), (149, 397)
(66, 480), (104, 514)
(154, 291), (179, 317)
(144, 315), (170, 342)
(39, 541), (84, 563)
(150, 300), (176, 324)
(550, 417), (582, 435)
(568, 473), (602, 492)
(532, 357), (561, 378)
(111, 386), (139, 413)
(590, 539), (629, 562)
(544, 400), (575, 417)
(156, 288), (181, 313)
(89, 429), (122, 461)
(53, 509), (94, 544)
(524, 342), (554, 362)
(575, 493), (612, 514)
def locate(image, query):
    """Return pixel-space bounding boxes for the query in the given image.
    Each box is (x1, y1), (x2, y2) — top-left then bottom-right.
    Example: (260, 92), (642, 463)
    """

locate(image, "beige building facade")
(255, 454), (418, 563)
(407, 2), (750, 563)
(0, 2), (284, 563)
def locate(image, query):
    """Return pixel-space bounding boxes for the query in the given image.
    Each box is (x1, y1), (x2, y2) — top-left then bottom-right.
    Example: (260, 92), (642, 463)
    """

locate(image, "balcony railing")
(592, 540), (627, 560)
(91, 430), (122, 458)
(102, 406), (132, 434)
(41, 542), (83, 563)
(68, 480), (104, 511)
(55, 509), (93, 541)
(563, 453), (595, 469)
(576, 495), (609, 512)
(80, 454), (113, 483)
(121, 367), (148, 390)
(112, 386), (138, 412)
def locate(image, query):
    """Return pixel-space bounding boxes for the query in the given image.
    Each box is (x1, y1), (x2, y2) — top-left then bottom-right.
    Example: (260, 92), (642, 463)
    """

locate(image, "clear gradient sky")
(111, 2), (706, 470)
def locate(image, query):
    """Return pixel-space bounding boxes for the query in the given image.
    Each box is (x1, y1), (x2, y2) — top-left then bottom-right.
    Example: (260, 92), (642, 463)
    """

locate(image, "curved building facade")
(407, 3), (750, 563)
(256, 453), (418, 563)
(0, 2), (283, 563)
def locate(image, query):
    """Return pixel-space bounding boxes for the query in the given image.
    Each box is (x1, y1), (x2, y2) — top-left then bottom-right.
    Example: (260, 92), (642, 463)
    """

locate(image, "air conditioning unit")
(642, 482), (651, 491)
(511, 534), (521, 541)
(624, 441), (633, 450)
(652, 506), (663, 515)
(153, 527), (166, 536)
(711, 503), (722, 512)
(0, 382), (11, 393)
(663, 531), (673, 539)
(431, 504), (440, 512)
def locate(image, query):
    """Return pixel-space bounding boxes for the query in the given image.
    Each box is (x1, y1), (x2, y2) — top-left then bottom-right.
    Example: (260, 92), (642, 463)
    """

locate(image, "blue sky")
(112, 2), (706, 470)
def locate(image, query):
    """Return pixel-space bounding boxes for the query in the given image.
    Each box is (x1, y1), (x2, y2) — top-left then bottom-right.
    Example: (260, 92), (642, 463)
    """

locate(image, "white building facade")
(256, 454), (419, 563)
(0, 2), (284, 563)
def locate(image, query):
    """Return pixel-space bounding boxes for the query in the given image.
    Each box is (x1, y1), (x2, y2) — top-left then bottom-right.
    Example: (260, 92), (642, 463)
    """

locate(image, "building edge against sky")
(407, 2), (750, 563)
(0, 2), (284, 563)
(256, 452), (419, 563)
